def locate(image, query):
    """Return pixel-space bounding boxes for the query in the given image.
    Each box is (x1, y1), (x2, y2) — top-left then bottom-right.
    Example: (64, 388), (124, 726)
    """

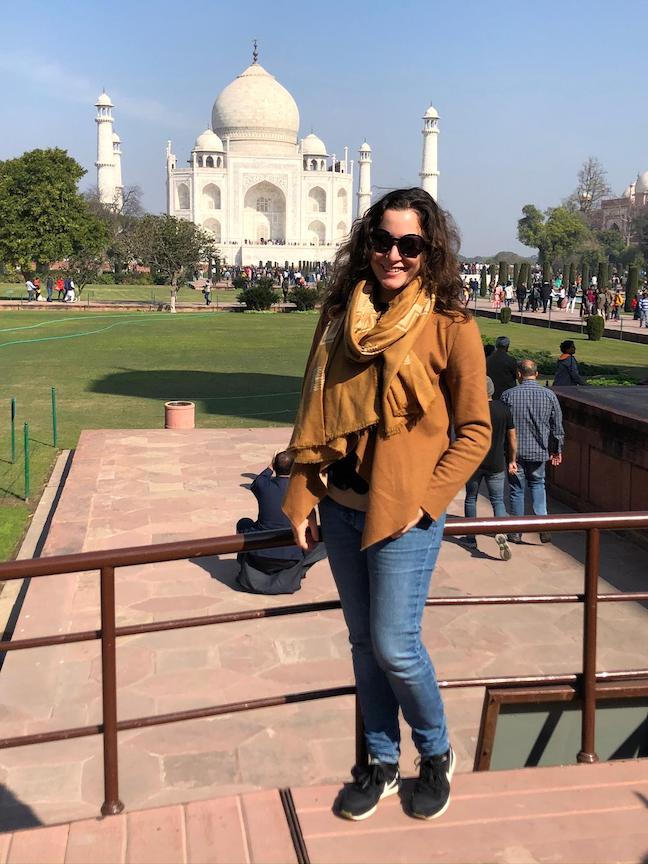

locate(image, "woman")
(283, 188), (490, 821)
(553, 340), (587, 386)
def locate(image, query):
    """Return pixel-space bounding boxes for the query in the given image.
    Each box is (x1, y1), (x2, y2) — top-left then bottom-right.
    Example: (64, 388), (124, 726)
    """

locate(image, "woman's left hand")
(390, 508), (425, 539)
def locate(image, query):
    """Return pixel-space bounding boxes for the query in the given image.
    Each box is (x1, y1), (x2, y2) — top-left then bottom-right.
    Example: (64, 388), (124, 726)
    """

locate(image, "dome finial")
(252, 38), (258, 64)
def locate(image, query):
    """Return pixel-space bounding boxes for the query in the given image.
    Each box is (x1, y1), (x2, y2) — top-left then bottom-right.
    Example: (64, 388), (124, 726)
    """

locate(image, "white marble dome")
(193, 129), (224, 151)
(302, 133), (327, 155)
(211, 62), (300, 156)
(96, 92), (113, 107)
(635, 171), (648, 195)
(423, 104), (439, 119)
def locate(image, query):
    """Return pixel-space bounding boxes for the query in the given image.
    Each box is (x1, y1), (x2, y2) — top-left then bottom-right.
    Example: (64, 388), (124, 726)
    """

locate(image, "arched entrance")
(308, 219), (326, 246)
(203, 218), (221, 242)
(243, 181), (286, 243)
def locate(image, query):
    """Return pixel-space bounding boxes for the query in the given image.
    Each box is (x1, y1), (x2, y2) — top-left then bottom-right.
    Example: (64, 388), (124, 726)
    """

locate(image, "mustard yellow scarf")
(289, 277), (435, 464)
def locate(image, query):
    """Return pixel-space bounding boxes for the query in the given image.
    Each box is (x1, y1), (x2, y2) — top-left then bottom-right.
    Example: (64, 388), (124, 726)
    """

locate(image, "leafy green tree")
(595, 228), (625, 267)
(132, 214), (215, 312)
(619, 244), (644, 269)
(0, 148), (105, 277)
(543, 208), (590, 263)
(517, 205), (547, 260)
(518, 204), (591, 266)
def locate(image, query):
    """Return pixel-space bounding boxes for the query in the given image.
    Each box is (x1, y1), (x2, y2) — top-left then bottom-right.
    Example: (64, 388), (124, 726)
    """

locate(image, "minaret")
(420, 105), (439, 200)
(112, 133), (123, 209)
(166, 141), (177, 215)
(357, 141), (372, 218)
(95, 91), (116, 205)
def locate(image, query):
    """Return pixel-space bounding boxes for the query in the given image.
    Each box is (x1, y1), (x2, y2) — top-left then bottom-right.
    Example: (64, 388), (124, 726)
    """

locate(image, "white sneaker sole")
(411, 747), (456, 821)
(339, 776), (400, 821)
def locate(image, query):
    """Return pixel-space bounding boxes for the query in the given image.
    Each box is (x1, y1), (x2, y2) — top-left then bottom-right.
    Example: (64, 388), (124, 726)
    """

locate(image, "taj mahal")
(95, 48), (440, 266)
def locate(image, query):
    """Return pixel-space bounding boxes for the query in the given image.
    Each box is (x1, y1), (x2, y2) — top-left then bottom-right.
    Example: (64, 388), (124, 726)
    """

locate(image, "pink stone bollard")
(164, 401), (195, 429)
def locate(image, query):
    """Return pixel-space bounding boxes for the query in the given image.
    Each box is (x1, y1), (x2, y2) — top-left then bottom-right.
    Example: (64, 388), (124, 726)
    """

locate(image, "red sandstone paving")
(0, 428), (646, 830)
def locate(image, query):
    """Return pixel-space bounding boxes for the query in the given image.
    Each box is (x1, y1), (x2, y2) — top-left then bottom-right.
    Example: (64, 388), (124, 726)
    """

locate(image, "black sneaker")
(338, 757), (400, 821)
(539, 531), (552, 543)
(507, 533), (523, 544)
(410, 747), (455, 820)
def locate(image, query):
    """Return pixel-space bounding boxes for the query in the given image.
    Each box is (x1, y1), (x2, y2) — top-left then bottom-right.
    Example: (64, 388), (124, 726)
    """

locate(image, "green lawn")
(1, 310), (646, 561)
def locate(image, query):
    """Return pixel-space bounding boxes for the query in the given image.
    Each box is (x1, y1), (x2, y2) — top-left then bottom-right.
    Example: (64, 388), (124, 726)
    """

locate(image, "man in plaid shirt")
(501, 359), (564, 544)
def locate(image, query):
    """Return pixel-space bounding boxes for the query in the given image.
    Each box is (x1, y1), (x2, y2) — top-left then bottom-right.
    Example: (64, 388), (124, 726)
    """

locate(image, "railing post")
(51, 387), (58, 448)
(355, 694), (367, 768)
(23, 423), (30, 501)
(577, 528), (600, 764)
(10, 397), (16, 464)
(100, 565), (125, 815)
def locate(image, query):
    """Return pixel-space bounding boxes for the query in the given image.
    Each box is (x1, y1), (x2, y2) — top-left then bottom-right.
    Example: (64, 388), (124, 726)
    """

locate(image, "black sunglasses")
(370, 228), (428, 258)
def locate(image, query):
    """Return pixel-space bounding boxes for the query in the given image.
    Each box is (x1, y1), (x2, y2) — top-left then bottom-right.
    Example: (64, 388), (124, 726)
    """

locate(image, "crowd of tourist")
(461, 264), (648, 325)
(25, 275), (76, 302)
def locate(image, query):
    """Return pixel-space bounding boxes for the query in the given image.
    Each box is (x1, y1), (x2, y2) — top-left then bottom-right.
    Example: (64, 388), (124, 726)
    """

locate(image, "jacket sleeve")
(422, 318), (492, 519)
(282, 314), (330, 524)
(569, 357), (587, 385)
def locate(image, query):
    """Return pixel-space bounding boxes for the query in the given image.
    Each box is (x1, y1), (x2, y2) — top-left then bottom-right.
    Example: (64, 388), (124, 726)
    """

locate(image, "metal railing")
(0, 511), (647, 816)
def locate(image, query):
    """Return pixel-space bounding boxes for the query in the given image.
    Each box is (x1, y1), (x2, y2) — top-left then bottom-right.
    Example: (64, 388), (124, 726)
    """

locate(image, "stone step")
(1, 759), (645, 863)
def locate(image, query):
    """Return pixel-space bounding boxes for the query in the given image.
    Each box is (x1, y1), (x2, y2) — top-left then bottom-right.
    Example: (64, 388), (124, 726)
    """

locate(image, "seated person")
(236, 450), (326, 592)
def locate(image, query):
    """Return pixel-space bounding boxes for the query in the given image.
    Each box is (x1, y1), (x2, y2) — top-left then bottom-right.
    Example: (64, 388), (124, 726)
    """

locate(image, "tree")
(498, 260), (508, 285)
(66, 217), (108, 295)
(595, 228), (626, 267)
(0, 148), (105, 277)
(517, 205), (547, 259)
(564, 157), (611, 213)
(625, 265), (639, 313)
(632, 209), (648, 265)
(543, 208), (590, 263)
(132, 214), (215, 312)
(84, 185), (144, 278)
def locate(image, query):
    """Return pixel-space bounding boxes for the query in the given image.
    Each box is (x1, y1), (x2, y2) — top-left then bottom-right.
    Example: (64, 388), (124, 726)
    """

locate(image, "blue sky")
(2, 0), (647, 255)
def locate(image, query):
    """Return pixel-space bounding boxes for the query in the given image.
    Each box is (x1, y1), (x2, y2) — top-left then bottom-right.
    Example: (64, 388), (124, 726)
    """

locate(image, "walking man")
(501, 360), (564, 545)
(638, 291), (648, 328)
(486, 336), (518, 399)
(462, 377), (516, 560)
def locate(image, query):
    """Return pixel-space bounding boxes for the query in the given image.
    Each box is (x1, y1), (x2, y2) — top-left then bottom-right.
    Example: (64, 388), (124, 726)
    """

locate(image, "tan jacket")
(283, 311), (492, 548)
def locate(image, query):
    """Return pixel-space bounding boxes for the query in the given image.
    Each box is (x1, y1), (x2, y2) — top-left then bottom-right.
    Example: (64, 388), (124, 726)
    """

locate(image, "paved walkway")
(0, 428), (646, 831)
(1, 759), (646, 863)
(470, 296), (648, 343)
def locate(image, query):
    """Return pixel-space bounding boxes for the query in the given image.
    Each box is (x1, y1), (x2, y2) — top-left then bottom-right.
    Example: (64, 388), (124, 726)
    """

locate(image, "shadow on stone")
(0, 785), (41, 832)
(191, 556), (245, 592)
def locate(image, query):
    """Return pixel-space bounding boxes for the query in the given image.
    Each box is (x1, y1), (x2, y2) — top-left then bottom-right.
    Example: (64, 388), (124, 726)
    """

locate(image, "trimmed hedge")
(237, 277), (278, 310)
(585, 315), (605, 341)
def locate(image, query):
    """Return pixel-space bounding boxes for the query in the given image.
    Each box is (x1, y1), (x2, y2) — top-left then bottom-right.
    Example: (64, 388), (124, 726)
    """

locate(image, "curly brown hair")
(322, 187), (468, 319)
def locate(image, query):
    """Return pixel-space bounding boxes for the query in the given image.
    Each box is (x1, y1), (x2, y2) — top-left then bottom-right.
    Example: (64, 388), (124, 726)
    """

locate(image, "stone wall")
(548, 387), (648, 546)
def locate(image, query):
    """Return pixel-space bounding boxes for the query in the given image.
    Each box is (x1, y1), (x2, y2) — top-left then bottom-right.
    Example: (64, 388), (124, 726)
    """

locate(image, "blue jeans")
(318, 496), (448, 764)
(509, 459), (547, 517)
(463, 469), (507, 546)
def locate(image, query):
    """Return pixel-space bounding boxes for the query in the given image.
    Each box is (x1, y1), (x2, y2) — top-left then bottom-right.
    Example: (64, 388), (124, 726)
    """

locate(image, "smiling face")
(370, 208), (425, 299)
